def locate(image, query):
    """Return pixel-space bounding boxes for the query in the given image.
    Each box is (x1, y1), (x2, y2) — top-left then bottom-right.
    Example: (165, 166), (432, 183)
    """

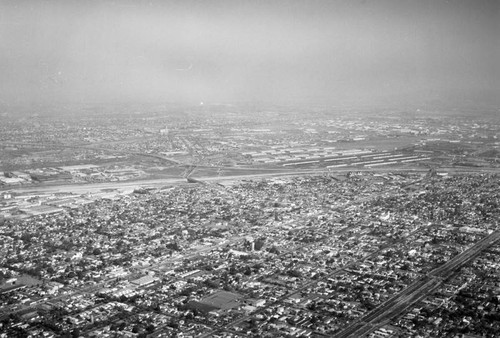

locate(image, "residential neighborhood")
(1, 170), (499, 337)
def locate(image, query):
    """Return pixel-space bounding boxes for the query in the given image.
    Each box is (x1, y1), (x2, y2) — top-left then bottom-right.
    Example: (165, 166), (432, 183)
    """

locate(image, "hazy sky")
(0, 0), (498, 106)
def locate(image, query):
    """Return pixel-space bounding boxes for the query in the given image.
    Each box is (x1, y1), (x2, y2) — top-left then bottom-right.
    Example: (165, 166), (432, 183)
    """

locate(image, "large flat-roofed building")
(130, 275), (158, 287)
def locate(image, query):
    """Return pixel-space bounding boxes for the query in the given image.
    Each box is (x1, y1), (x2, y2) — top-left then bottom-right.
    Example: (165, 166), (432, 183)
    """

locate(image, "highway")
(7, 164), (498, 196)
(430, 229), (500, 278)
(3, 166), (499, 336)
(198, 233), (429, 338)
(198, 211), (440, 337)
(333, 229), (500, 338)
(0, 166), (435, 196)
(1, 169), (329, 195)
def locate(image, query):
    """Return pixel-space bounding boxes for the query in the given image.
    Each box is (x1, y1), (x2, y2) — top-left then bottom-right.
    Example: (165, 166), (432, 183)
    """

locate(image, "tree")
(254, 238), (266, 251)
(268, 246), (280, 255)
